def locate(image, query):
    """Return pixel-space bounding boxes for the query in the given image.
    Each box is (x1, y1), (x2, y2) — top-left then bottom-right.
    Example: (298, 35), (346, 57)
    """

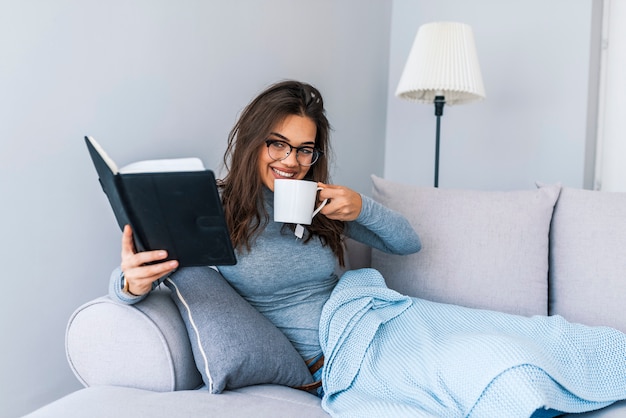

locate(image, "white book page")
(87, 136), (119, 174)
(119, 157), (205, 174)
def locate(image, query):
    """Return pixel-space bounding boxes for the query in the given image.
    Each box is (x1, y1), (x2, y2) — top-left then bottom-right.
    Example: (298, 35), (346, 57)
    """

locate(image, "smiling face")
(258, 114), (317, 191)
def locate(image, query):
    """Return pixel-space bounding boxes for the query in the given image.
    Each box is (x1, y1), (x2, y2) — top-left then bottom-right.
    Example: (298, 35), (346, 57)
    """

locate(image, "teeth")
(273, 168), (295, 178)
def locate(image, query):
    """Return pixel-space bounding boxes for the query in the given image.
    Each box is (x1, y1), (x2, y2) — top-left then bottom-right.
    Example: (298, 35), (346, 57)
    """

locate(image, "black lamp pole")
(433, 95), (446, 188)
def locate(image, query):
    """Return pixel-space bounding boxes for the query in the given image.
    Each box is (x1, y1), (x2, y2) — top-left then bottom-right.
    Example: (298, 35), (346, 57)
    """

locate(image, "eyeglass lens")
(267, 140), (319, 166)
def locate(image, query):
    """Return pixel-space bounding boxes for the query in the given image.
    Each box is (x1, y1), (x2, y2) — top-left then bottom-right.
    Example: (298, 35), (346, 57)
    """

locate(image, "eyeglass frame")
(264, 139), (323, 166)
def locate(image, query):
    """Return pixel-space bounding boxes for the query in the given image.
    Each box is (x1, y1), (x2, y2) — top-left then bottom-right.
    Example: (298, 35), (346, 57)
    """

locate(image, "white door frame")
(593, 0), (626, 191)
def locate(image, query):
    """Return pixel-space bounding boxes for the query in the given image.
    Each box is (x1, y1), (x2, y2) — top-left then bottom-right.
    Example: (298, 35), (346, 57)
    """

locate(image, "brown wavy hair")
(219, 80), (345, 265)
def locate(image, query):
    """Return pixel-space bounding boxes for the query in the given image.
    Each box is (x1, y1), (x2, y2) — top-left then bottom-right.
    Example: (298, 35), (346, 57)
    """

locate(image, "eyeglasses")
(265, 139), (322, 166)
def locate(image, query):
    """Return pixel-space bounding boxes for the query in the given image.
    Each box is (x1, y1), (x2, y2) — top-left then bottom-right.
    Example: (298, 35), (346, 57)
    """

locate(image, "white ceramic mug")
(274, 179), (328, 225)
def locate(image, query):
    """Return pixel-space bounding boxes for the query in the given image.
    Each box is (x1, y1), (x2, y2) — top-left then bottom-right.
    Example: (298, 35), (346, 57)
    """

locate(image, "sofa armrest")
(65, 288), (202, 391)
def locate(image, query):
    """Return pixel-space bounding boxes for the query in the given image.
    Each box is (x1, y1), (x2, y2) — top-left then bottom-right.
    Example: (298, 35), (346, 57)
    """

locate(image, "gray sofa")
(27, 176), (626, 417)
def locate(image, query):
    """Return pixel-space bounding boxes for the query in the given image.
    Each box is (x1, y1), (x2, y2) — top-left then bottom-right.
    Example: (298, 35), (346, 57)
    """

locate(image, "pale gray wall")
(386, 0), (594, 190)
(0, 1), (391, 416)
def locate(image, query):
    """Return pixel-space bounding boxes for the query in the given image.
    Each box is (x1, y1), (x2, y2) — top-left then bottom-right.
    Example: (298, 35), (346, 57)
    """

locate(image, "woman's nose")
(282, 150), (299, 166)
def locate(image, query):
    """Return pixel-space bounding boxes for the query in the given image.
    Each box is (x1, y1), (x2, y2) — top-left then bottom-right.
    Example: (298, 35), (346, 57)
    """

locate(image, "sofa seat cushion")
(26, 386), (626, 418)
(370, 175), (561, 317)
(24, 385), (329, 418)
(549, 187), (626, 334)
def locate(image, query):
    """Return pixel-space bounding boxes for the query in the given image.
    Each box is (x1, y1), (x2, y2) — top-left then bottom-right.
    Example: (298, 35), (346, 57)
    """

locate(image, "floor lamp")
(396, 22), (486, 188)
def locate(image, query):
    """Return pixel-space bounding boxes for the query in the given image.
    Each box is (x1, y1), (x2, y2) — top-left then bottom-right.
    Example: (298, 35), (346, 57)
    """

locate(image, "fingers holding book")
(120, 225), (179, 296)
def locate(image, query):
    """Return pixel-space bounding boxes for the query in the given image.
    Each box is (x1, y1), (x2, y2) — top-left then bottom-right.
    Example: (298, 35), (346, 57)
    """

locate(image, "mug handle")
(312, 187), (329, 217)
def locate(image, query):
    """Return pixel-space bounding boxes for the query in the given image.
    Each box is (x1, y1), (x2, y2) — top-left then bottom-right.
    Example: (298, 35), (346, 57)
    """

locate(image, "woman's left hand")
(317, 183), (362, 221)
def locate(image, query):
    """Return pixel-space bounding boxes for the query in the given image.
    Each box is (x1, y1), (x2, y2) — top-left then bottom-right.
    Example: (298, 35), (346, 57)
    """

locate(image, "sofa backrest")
(351, 176), (626, 334)
(549, 187), (626, 334)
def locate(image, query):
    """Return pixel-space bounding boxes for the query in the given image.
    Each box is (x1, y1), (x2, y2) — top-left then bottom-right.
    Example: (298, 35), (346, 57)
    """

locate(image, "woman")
(109, 80), (626, 417)
(108, 79), (421, 390)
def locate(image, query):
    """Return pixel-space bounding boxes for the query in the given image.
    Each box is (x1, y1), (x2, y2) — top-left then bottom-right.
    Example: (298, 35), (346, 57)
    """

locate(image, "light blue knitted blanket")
(319, 268), (626, 417)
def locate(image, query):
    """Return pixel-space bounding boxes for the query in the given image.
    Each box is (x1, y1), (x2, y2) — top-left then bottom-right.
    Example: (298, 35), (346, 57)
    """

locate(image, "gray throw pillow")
(164, 266), (313, 394)
(370, 175), (561, 317)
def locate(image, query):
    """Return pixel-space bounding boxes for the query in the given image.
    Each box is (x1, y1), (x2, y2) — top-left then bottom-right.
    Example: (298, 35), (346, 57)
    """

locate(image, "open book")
(85, 136), (236, 266)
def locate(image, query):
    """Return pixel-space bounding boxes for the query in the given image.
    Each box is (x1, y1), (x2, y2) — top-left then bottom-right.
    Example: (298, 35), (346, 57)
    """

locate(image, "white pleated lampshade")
(396, 22), (486, 105)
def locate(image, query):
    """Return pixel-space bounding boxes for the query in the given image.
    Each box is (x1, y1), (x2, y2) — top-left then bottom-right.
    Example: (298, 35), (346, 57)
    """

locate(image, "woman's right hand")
(120, 225), (179, 296)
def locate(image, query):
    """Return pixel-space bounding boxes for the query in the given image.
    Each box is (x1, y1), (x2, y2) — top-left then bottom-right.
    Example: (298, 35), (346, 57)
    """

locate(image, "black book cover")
(85, 136), (236, 267)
